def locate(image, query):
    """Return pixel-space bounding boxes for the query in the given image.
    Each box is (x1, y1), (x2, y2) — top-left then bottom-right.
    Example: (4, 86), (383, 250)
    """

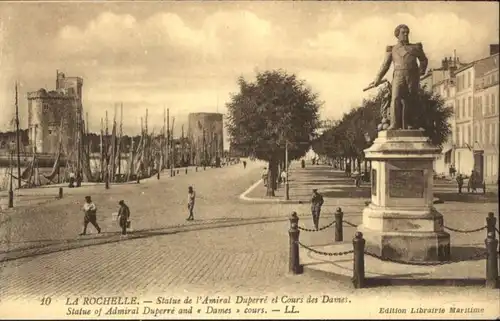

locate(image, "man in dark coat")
(117, 200), (130, 236)
(311, 189), (324, 230)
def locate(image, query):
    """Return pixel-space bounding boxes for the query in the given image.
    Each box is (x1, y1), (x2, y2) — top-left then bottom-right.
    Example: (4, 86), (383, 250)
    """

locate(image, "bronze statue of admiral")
(367, 24), (428, 130)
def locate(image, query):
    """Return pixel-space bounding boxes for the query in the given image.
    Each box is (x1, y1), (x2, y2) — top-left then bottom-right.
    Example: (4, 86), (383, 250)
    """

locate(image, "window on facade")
(467, 125), (472, 145)
(456, 126), (461, 146)
(467, 72), (471, 88)
(468, 97), (472, 116)
(457, 77), (461, 91)
(495, 123), (499, 145)
(462, 98), (466, 117)
(456, 100), (460, 119)
(486, 95), (490, 114)
(479, 122), (483, 143)
(474, 125), (478, 143)
(491, 94), (496, 114)
(490, 124), (494, 144)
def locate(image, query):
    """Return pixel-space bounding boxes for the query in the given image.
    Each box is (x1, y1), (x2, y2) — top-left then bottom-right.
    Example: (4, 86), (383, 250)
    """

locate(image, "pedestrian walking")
(243, 160), (247, 169)
(352, 169), (361, 187)
(280, 169), (287, 186)
(69, 171), (75, 188)
(468, 170), (478, 193)
(262, 167), (268, 187)
(456, 174), (464, 194)
(310, 189), (324, 230)
(186, 186), (196, 221)
(80, 196), (101, 236)
(117, 200), (130, 236)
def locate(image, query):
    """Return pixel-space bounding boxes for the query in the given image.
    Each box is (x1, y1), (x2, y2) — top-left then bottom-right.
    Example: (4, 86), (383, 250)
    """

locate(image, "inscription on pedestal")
(389, 170), (424, 198)
(371, 169), (377, 196)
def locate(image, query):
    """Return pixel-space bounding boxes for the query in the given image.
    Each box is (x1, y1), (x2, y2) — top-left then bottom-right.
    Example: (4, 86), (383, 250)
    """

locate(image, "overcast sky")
(0, 1), (498, 137)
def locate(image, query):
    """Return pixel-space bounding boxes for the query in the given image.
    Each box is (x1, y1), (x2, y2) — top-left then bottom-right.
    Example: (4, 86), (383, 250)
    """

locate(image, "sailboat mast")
(118, 103), (123, 176)
(167, 108), (170, 171)
(15, 82), (21, 189)
(105, 110), (109, 184)
(171, 117), (175, 172)
(100, 118), (104, 180)
(181, 124), (184, 165)
(75, 94), (81, 175)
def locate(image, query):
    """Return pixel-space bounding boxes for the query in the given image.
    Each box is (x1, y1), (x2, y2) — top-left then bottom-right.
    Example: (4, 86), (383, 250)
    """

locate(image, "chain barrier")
(343, 220), (358, 228)
(297, 241), (354, 256)
(443, 225), (487, 233)
(298, 220), (336, 232)
(363, 250), (487, 266)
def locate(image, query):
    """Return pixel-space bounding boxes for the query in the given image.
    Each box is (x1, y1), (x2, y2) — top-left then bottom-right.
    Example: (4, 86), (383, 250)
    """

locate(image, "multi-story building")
(421, 45), (499, 183)
(473, 52), (499, 184)
(432, 77), (456, 174)
(420, 56), (466, 175)
(454, 63), (476, 175)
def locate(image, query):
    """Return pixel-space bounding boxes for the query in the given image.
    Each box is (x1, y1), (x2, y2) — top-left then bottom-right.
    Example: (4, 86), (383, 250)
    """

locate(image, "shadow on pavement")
(449, 246), (487, 262)
(434, 192), (498, 203)
(364, 278), (486, 287)
(322, 187), (371, 199)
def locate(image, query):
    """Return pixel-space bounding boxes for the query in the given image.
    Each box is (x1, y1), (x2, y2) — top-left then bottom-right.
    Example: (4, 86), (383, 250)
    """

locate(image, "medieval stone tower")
(187, 113), (224, 166)
(27, 71), (83, 155)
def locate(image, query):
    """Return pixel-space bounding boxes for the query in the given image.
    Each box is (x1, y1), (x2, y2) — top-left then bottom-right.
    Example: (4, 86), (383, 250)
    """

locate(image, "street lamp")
(285, 140), (289, 200)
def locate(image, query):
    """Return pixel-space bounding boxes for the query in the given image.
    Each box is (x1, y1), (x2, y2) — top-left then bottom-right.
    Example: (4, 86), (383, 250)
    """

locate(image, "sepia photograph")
(0, 0), (499, 319)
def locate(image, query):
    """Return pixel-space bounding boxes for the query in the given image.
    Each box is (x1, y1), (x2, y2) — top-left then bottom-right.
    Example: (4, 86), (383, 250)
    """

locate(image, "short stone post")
(485, 232), (499, 289)
(196, 167), (198, 172)
(289, 212), (302, 274)
(185, 168), (188, 174)
(204, 166), (206, 171)
(8, 190), (14, 208)
(352, 232), (366, 289)
(176, 169), (179, 174)
(335, 207), (344, 242)
(486, 212), (496, 238)
(58, 187), (63, 199)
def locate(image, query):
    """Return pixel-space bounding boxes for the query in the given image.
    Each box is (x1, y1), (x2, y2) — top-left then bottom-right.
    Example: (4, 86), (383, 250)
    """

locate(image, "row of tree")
(312, 85), (453, 173)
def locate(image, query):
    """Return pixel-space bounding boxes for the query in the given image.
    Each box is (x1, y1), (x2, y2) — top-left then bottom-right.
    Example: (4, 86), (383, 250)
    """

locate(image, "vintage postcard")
(0, 0), (499, 319)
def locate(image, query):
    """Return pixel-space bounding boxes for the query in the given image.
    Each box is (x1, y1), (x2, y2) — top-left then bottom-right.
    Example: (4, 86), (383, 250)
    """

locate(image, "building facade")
(473, 53), (499, 184)
(187, 113), (224, 166)
(454, 63), (476, 175)
(27, 72), (83, 155)
(420, 56), (466, 175)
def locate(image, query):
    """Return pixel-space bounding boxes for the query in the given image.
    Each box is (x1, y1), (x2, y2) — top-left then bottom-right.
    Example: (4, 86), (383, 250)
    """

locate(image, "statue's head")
(394, 24), (410, 44)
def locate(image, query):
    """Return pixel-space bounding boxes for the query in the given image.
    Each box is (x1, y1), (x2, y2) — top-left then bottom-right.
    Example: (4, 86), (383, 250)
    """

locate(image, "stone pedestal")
(357, 129), (450, 262)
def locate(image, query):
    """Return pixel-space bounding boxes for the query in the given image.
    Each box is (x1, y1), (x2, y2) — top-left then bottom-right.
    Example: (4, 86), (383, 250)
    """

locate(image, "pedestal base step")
(358, 225), (451, 262)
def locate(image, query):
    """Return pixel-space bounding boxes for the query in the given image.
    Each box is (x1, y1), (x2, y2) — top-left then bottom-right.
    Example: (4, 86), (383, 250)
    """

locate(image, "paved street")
(0, 160), (498, 319)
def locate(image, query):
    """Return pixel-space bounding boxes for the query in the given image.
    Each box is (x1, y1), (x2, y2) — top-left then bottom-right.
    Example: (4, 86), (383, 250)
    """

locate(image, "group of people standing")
(261, 167), (287, 187)
(68, 171), (83, 188)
